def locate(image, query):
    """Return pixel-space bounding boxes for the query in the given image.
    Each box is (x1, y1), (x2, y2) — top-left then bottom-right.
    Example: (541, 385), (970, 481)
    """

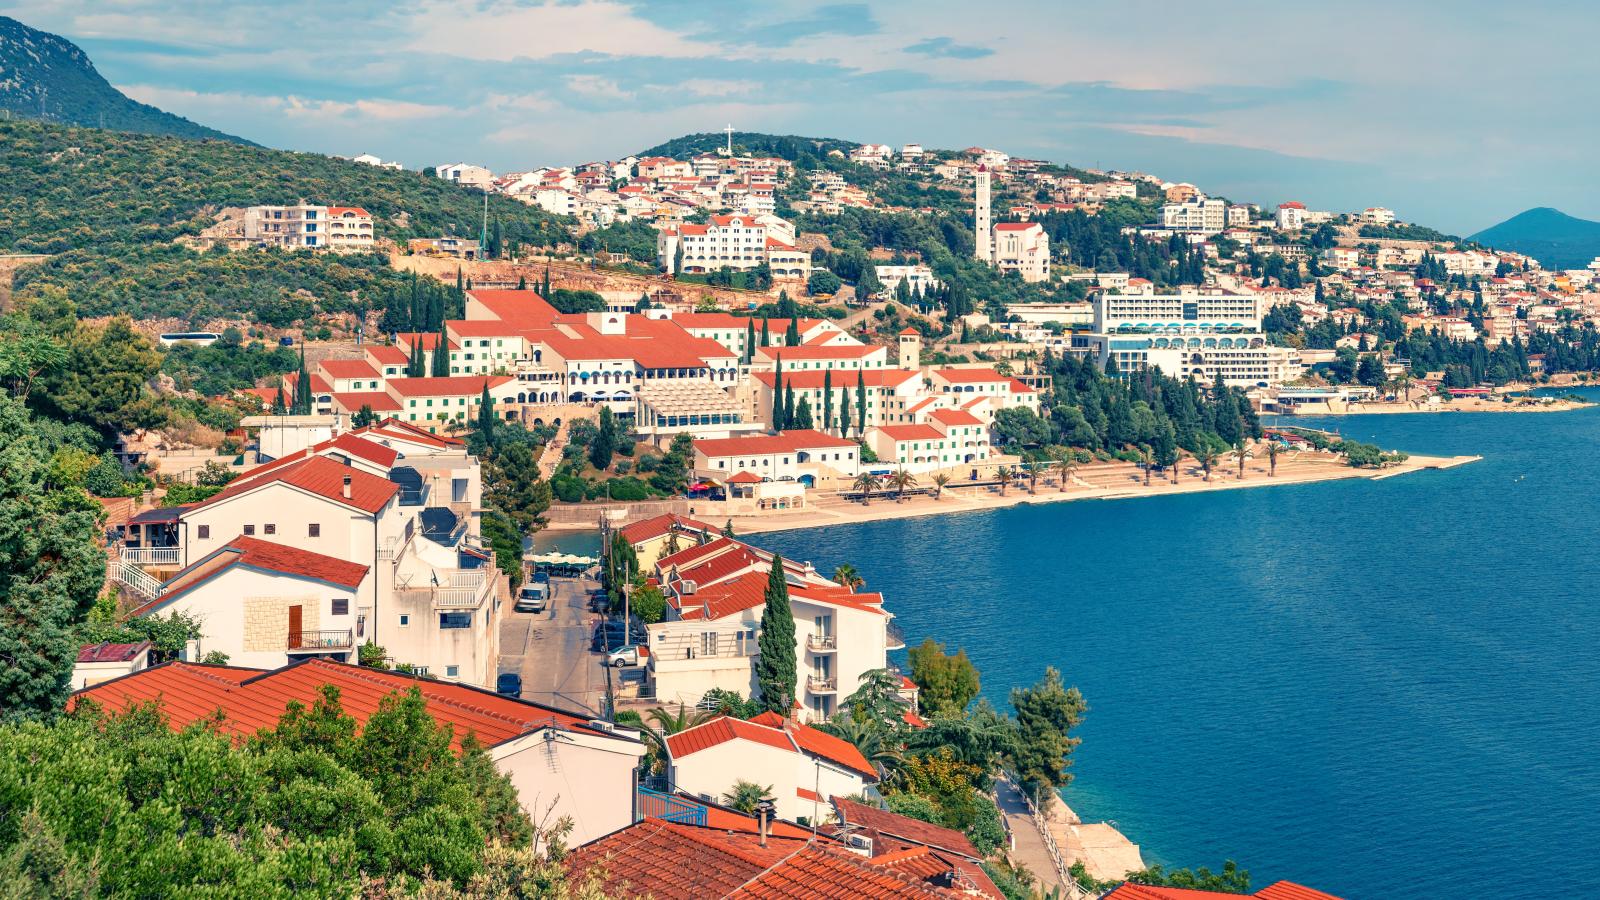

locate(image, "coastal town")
(4, 9), (1600, 898)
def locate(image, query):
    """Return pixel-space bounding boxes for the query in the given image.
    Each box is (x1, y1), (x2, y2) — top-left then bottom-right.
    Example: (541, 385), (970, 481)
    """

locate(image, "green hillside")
(1468, 207), (1600, 270)
(1, 119), (567, 326)
(638, 131), (860, 163)
(0, 15), (248, 143)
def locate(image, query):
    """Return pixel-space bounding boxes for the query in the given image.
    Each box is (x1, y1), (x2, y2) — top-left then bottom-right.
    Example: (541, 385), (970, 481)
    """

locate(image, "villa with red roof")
(643, 533), (904, 721)
(71, 658), (646, 846)
(666, 711), (878, 823)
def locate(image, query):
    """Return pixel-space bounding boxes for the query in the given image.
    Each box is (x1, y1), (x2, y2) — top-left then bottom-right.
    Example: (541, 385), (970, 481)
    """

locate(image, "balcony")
(806, 675), (838, 694)
(120, 546), (181, 567)
(807, 634), (837, 653)
(886, 620), (906, 651)
(288, 629), (354, 652)
(397, 569), (490, 609)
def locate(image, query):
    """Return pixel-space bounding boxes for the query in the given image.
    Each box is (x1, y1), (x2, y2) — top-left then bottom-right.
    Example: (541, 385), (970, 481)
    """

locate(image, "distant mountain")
(1469, 207), (1600, 270)
(0, 15), (250, 144)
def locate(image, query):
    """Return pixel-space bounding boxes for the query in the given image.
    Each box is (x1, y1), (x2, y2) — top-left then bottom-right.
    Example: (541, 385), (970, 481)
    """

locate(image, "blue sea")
(752, 399), (1600, 898)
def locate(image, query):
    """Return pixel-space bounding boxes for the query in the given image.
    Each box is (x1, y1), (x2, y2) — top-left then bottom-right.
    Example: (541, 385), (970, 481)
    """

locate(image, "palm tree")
(932, 472), (951, 499)
(1266, 440), (1281, 476)
(722, 780), (775, 814)
(1023, 459), (1044, 494)
(1140, 445), (1154, 486)
(647, 702), (710, 737)
(852, 471), (881, 505)
(888, 467), (918, 502)
(995, 466), (1014, 495)
(832, 564), (864, 592)
(1197, 446), (1220, 482)
(1232, 438), (1249, 479)
(1171, 449), (1184, 483)
(816, 714), (904, 774)
(1055, 455), (1076, 492)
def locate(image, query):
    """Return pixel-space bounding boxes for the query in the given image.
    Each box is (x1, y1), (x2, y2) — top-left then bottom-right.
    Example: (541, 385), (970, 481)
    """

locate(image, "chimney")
(342, 473), (352, 500)
(756, 800), (775, 848)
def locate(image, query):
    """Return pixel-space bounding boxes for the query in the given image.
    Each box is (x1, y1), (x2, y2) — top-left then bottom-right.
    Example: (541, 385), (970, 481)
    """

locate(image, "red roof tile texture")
(666, 715), (797, 759)
(832, 797), (979, 859)
(195, 454), (398, 514)
(76, 641), (151, 663)
(70, 659), (608, 751)
(694, 429), (857, 458)
(747, 713), (877, 781)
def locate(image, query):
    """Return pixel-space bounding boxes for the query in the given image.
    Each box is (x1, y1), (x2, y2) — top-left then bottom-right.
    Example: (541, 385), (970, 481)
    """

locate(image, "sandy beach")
(730, 451), (1479, 535)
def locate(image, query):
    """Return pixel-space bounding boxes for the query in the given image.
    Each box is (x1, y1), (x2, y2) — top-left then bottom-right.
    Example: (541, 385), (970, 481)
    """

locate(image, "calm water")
(753, 399), (1600, 898)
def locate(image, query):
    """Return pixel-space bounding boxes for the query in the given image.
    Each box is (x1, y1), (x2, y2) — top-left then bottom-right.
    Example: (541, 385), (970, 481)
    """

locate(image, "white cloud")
(562, 74), (634, 101)
(119, 85), (454, 123)
(405, 0), (713, 62)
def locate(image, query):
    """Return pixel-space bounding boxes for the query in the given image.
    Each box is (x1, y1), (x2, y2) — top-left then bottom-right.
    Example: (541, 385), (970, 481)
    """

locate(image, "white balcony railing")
(806, 675), (838, 693)
(117, 560), (163, 599)
(396, 569), (491, 609)
(807, 634), (837, 652)
(121, 547), (181, 567)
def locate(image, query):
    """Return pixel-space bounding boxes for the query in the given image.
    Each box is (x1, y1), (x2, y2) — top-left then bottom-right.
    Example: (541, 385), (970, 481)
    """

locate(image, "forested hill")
(1, 119), (566, 326)
(638, 131), (860, 163)
(1468, 207), (1600, 270)
(0, 16), (247, 144)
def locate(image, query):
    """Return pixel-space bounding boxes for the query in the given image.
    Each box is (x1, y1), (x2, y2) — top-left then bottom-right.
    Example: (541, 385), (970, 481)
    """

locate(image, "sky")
(5, 0), (1597, 234)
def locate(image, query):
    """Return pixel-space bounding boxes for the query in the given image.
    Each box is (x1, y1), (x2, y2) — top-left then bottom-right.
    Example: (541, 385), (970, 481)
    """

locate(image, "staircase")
(114, 547), (179, 599)
(536, 418), (572, 479)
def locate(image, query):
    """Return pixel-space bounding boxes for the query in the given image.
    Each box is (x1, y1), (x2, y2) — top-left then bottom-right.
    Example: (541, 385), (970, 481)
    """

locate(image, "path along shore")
(731, 450), (1479, 536)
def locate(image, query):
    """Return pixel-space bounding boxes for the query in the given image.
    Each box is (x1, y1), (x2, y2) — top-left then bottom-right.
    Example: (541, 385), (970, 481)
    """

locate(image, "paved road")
(497, 575), (607, 715)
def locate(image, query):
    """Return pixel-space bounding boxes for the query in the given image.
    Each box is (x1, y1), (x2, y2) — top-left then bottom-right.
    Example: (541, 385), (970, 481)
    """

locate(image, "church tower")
(974, 166), (993, 262)
(898, 328), (922, 370)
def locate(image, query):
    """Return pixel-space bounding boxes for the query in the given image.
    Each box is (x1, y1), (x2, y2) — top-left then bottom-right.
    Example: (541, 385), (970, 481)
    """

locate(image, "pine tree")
(354, 403), (376, 428)
(856, 370), (867, 436)
(794, 397), (814, 430)
(822, 369), (834, 432)
(754, 554), (797, 714)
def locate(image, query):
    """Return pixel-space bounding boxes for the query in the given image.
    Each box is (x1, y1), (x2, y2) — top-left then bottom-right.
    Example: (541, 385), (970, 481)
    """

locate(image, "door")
(288, 605), (303, 649)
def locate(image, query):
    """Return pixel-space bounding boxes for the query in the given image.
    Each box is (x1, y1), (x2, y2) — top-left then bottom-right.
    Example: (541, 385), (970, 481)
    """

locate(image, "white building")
(692, 430), (859, 486)
(974, 168), (993, 262)
(657, 214), (808, 280)
(71, 641), (151, 689)
(874, 264), (941, 296)
(1085, 291), (1302, 386)
(991, 222), (1051, 282)
(1161, 198), (1228, 235)
(1360, 207), (1396, 226)
(666, 712), (879, 823)
(243, 205), (373, 251)
(435, 162), (494, 189)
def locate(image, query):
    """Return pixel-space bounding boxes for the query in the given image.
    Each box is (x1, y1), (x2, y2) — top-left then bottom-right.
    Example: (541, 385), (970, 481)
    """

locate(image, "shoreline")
(729, 452), (1479, 535)
(1272, 397), (1589, 417)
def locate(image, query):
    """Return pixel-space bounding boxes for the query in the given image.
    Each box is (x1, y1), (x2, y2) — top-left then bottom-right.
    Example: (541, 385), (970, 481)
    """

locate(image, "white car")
(606, 644), (642, 667)
(515, 585), (548, 613)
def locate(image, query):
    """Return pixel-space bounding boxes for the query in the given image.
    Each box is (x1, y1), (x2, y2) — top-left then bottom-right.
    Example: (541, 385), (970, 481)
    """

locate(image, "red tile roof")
(1252, 883), (1345, 900)
(134, 536), (369, 616)
(747, 712), (877, 780)
(76, 641), (151, 663)
(753, 344), (879, 361)
(732, 844), (957, 898)
(929, 409), (983, 427)
(832, 797), (979, 859)
(993, 222), (1040, 232)
(387, 375), (511, 397)
(365, 417), (464, 447)
(930, 367), (1009, 383)
(727, 471), (762, 484)
(875, 424), (942, 442)
(319, 358), (381, 379)
(680, 570), (769, 620)
(70, 658), (614, 750)
(868, 846), (1004, 899)
(694, 429), (856, 459)
(666, 715), (797, 759)
(193, 454), (398, 514)
(365, 344), (409, 365)
(316, 432), (399, 468)
(329, 391), (403, 414)
(619, 512), (718, 546)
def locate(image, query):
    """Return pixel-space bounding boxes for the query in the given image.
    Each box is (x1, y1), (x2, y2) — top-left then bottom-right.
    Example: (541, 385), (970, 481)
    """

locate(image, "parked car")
(515, 584), (548, 613)
(606, 644), (642, 667)
(278, 336), (295, 346)
(532, 571), (550, 585)
(591, 620), (645, 652)
(495, 672), (522, 697)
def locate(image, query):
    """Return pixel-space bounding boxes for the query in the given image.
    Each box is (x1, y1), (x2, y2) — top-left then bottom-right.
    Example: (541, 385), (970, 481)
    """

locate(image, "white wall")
(494, 728), (645, 846)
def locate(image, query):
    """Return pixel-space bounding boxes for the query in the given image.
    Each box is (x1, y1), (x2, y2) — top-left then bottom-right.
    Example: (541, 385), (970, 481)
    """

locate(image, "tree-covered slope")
(0, 15), (247, 143)
(638, 131), (861, 163)
(1468, 207), (1600, 270)
(0, 120), (568, 325)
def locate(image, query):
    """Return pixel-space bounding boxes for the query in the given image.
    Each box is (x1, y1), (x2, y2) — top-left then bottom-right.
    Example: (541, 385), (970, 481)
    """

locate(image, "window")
(446, 665), (459, 678)
(399, 614), (410, 626)
(264, 523), (276, 535)
(197, 525), (210, 539)
(308, 523), (320, 537)
(332, 598), (348, 616)
(243, 524), (255, 535)
(440, 612), (472, 629)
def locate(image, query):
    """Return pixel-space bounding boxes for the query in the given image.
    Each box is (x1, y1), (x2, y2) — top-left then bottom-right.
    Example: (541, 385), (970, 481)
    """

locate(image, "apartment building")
(656, 214), (809, 280)
(243, 205), (373, 251)
(991, 222), (1051, 282)
(1161, 197), (1227, 235)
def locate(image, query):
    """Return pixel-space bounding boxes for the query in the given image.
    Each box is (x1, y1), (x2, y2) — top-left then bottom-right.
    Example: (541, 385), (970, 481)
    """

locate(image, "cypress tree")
(407, 340), (425, 378)
(761, 317), (771, 347)
(476, 384), (496, 438)
(272, 379), (287, 415)
(839, 384), (852, 439)
(822, 369), (834, 433)
(794, 396), (814, 430)
(785, 318), (801, 347)
(783, 383), (796, 432)
(754, 554), (797, 714)
(772, 358), (785, 430)
(293, 347), (311, 414)
(744, 319), (757, 364)
(432, 325), (450, 377)
(517, 274), (527, 290)
(856, 370), (867, 436)
(542, 268), (552, 298)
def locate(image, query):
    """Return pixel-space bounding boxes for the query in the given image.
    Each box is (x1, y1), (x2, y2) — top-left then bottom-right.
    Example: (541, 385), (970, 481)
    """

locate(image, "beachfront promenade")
(729, 450), (1479, 535)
